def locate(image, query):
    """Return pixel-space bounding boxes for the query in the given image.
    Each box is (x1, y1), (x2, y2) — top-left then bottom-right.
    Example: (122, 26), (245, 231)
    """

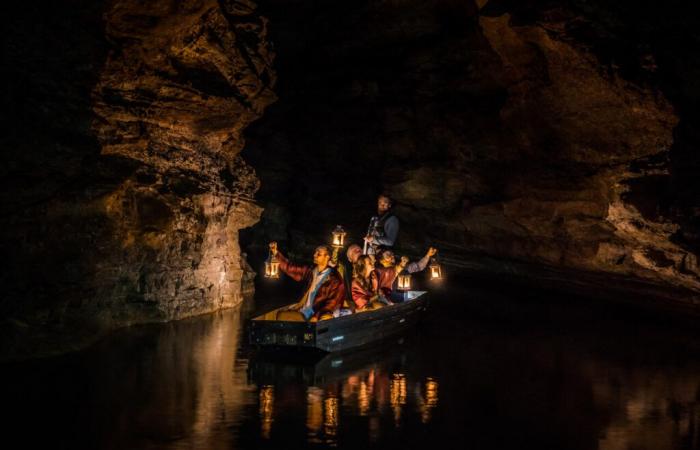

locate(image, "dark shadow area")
(241, 0), (700, 313)
(2, 277), (700, 449)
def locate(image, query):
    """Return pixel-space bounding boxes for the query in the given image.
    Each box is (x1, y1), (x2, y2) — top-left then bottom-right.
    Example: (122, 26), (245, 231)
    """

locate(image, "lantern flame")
(265, 253), (280, 279)
(397, 272), (411, 291)
(429, 258), (442, 280)
(331, 225), (346, 248)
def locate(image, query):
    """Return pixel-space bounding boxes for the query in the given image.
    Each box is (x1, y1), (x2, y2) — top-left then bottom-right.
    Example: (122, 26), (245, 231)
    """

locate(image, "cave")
(2, 0), (700, 448)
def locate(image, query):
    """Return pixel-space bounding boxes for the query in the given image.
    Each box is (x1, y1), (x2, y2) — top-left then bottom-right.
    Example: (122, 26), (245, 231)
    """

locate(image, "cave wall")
(1, 0), (275, 358)
(244, 0), (700, 299)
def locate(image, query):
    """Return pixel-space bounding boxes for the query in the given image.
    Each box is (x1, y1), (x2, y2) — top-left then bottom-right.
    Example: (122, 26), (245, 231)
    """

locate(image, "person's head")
(379, 249), (395, 267)
(377, 194), (392, 215)
(313, 245), (331, 268)
(346, 244), (362, 264)
(353, 255), (374, 281)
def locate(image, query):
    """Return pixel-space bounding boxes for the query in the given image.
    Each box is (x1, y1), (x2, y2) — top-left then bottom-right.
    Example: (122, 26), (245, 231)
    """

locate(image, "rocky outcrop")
(1, 0), (275, 359)
(452, 9), (699, 292)
(244, 0), (700, 303)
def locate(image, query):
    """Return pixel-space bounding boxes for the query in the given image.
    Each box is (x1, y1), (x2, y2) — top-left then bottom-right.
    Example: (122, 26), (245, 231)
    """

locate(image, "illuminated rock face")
(245, 0), (699, 299)
(455, 9), (698, 293)
(1, 0), (274, 356)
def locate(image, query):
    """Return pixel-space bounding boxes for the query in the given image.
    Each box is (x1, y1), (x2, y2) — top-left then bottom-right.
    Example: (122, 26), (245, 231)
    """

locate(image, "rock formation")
(1, 0), (275, 358)
(244, 0), (700, 304)
(3, 0), (700, 358)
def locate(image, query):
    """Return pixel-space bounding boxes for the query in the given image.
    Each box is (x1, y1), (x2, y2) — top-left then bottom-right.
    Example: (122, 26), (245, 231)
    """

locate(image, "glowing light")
(307, 387), (323, 443)
(390, 373), (407, 426)
(397, 272), (411, 291)
(324, 396), (339, 445)
(429, 258), (442, 280)
(259, 385), (275, 439)
(331, 225), (347, 248)
(420, 377), (439, 423)
(264, 253), (279, 279)
(358, 381), (370, 416)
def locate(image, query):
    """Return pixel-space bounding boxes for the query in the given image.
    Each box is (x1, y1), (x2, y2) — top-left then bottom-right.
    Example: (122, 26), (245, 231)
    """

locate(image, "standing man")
(364, 194), (399, 256)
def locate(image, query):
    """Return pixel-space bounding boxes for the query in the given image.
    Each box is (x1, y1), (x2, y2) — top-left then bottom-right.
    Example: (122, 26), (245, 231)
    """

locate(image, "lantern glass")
(397, 273), (411, 291)
(265, 260), (280, 279)
(429, 260), (442, 280)
(331, 225), (346, 248)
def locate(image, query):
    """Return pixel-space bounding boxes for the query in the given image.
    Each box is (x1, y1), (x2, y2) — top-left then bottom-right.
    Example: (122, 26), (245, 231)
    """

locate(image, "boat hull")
(249, 291), (428, 353)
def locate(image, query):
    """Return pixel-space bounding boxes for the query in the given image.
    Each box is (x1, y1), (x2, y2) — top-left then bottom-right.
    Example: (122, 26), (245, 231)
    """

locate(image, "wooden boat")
(249, 290), (428, 353)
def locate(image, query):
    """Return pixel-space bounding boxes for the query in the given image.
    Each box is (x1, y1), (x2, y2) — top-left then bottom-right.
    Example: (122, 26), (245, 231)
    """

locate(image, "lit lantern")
(397, 271), (411, 291)
(264, 253), (280, 279)
(331, 225), (346, 248)
(429, 258), (442, 280)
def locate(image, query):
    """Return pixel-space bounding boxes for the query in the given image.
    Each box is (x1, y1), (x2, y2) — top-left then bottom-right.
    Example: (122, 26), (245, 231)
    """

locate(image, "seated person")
(351, 255), (391, 311)
(346, 244), (362, 264)
(329, 244), (362, 307)
(269, 242), (345, 322)
(373, 247), (438, 299)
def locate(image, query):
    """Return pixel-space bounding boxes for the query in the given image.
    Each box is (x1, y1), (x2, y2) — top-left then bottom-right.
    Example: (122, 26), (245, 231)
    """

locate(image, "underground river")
(3, 277), (700, 450)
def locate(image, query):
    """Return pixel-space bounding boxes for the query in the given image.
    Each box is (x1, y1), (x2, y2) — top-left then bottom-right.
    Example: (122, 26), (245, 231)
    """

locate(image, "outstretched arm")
(270, 242), (311, 282)
(406, 247), (438, 273)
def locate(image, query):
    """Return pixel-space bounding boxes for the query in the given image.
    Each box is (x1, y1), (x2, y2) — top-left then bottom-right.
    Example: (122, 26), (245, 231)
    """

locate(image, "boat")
(248, 290), (428, 353)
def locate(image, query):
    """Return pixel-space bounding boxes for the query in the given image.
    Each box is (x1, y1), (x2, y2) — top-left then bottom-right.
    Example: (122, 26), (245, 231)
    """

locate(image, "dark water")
(3, 278), (700, 450)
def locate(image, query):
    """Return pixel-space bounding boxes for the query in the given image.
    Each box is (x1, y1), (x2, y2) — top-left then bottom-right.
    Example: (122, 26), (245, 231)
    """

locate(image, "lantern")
(429, 258), (442, 280)
(331, 225), (346, 248)
(264, 252), (280, 279)
(397, 271), (411, 291)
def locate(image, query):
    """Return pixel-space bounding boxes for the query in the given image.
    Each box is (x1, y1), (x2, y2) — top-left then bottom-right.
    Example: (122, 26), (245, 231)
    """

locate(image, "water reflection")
(3, 286), (700, 450)
(420, 378), (439, 423)
(390, 373), (408, 426)
(323, 396), (339, 446)
(252, 353), (441, 445)
(307, 387), (324, 443)
(591, 363), (700, 450)
(259, 385), (275, 439)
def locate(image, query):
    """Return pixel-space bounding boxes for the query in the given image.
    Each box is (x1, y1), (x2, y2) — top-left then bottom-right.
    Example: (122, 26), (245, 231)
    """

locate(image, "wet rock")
(1, 0), (274, 359)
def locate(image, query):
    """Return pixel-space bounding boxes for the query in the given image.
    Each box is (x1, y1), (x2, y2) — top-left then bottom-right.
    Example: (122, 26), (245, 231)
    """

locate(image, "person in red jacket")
(373, 247), (438, 299)
(269, 241), (346, 322)
(351, 254), (388, 311)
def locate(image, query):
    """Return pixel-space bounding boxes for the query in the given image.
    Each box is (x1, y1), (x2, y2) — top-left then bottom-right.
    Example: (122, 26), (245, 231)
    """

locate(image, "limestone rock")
(1, 0), (274, 359)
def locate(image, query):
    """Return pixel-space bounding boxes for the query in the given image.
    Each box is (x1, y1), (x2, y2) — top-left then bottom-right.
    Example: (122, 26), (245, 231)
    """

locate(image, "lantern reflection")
(420, 377), (439, 423)
(358, 381), (370, 416)
(324, 396), (339, 445)
(390, 373), (407, 426)
(259, 385), (275, 439)
(307, 387), (324, 443)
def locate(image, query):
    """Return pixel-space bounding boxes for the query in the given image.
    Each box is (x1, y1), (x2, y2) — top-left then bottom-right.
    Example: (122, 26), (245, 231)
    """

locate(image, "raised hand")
(269, 241), (278, 256)
(426, 247), (438, 258)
